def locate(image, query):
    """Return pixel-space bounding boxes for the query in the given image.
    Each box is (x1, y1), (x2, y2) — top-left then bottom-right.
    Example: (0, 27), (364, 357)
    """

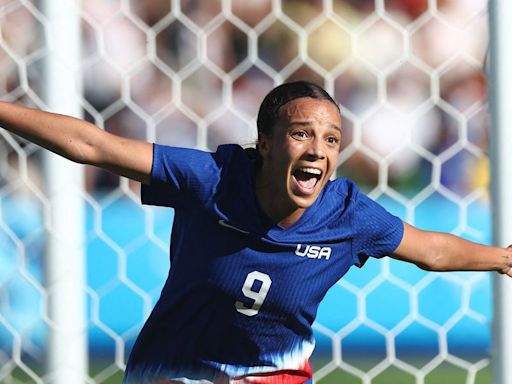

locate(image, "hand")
(503, 245), (512, 277)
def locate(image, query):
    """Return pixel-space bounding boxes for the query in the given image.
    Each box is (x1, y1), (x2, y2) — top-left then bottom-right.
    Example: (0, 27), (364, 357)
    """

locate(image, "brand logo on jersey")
(295, 244), (332, 260)
(218, 219), (250, 235)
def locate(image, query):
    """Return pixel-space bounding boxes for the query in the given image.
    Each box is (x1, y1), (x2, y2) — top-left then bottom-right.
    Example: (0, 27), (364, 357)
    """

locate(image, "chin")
(288, 183), (325, 208)
(289, 193), (320, 209)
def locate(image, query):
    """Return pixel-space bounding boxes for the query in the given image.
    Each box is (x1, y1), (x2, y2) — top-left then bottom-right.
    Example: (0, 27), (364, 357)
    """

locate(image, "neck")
(254, 170), (304, 228)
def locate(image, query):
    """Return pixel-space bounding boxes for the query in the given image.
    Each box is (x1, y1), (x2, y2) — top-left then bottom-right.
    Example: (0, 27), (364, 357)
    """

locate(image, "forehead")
(278, 97), (341, 126)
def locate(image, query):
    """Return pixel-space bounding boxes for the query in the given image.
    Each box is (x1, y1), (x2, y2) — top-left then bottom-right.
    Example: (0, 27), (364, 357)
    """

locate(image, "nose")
(304, 137), (326, 160)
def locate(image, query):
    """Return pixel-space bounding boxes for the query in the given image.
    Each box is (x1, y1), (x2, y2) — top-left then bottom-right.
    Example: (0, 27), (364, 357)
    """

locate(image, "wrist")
(498, 249), (512, 275)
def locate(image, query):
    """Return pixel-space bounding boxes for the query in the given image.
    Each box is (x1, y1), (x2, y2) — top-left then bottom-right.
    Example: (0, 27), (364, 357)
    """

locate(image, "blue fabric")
(125, 144), (404, 383)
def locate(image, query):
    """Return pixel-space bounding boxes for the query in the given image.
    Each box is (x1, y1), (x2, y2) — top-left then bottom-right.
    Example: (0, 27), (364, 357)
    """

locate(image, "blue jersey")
(124, 144), (404, 383)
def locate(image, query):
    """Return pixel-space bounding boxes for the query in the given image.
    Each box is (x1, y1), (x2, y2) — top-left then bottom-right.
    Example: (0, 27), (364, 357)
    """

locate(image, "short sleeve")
(141, 144), (222, 208)
(351, 191), (404, 267)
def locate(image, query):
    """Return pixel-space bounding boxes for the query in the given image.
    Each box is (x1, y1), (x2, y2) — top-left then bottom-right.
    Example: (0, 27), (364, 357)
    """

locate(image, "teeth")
(298, 167), (322, 175)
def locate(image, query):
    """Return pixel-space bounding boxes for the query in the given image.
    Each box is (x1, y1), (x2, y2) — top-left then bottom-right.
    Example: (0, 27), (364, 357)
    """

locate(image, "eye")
(326, 136), (340, 145)
(291, 130), (308, 140)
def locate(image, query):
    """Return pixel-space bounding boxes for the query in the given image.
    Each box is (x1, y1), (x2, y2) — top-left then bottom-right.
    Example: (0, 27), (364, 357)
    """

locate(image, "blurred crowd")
(0, 0), (490, 198)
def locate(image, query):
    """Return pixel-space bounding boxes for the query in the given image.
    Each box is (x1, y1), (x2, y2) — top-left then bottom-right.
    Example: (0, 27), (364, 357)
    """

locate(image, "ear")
(257, 132), (271, 160)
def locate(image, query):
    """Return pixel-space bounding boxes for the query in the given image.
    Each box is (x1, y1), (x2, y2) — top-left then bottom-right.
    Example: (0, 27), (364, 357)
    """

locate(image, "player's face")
(258, 97), (342, 215)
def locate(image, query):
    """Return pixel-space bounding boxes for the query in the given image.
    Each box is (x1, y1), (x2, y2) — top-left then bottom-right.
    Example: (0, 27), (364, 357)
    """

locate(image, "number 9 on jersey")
(235, 271), (272, 317)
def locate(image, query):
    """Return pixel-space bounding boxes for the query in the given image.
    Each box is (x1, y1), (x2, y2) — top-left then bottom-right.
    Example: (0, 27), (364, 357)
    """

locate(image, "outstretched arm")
(392, 222), (512, 277)
(0, 101), (153, 184)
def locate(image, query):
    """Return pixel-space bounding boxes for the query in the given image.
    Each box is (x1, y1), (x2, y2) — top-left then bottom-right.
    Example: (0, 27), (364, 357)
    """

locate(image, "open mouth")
(292, 167), (322, 195)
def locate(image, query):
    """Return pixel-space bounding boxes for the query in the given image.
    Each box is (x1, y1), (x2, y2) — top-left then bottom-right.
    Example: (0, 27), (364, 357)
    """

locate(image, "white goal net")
(0, 0), (493, 383)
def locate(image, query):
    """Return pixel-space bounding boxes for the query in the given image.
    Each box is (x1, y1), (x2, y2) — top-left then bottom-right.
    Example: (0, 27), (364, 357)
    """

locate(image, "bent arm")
(392, 222), (512, 277)
(0, 101), (152, 184)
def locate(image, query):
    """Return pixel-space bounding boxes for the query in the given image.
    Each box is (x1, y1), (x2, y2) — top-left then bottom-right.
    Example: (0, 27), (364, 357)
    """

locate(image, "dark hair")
(256, 81), (340, 138)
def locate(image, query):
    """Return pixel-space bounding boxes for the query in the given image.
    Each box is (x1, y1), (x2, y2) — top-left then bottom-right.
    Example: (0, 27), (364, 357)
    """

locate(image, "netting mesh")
(0, 0), (492, 383)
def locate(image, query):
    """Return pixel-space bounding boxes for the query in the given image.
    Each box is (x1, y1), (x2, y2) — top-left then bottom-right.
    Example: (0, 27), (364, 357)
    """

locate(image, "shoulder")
(153, 143), (245, 160)
(151, 143), (250, 175)
(297, 178), (359, 235)
(324, 177), (361, 207)
(316, 177), (381, 226)
(143, 144), (250, 208)
(214, 144), (251, 166)
(326, 177), (387, 217)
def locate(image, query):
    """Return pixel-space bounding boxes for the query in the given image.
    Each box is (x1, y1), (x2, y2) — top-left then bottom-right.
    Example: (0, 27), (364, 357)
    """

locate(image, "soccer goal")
(0, 1), (508, 383)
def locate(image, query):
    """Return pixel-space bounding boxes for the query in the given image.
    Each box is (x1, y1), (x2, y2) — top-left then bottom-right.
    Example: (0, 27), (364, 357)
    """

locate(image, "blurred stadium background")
(0, 0), (497, 383)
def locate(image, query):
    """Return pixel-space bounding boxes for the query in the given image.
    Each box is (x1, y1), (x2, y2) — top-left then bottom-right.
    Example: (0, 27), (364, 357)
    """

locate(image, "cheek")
(327, 152), (340, 172)
(330, 151), (340, 164)
(275, 141), (299, 161)
(283, 139), (308, 157)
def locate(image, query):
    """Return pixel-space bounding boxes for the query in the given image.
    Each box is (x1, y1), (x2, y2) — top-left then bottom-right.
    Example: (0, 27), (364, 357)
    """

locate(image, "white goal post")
(488, 1), (512, 384)
(42, 1), (86, 383)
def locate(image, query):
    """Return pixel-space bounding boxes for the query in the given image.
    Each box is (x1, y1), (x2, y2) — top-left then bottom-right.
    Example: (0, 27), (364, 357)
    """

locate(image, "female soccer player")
(0, 81), (511, 384)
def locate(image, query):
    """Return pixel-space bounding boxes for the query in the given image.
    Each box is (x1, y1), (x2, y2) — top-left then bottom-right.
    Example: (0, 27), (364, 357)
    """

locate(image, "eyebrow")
(289, 120), (342, 134)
